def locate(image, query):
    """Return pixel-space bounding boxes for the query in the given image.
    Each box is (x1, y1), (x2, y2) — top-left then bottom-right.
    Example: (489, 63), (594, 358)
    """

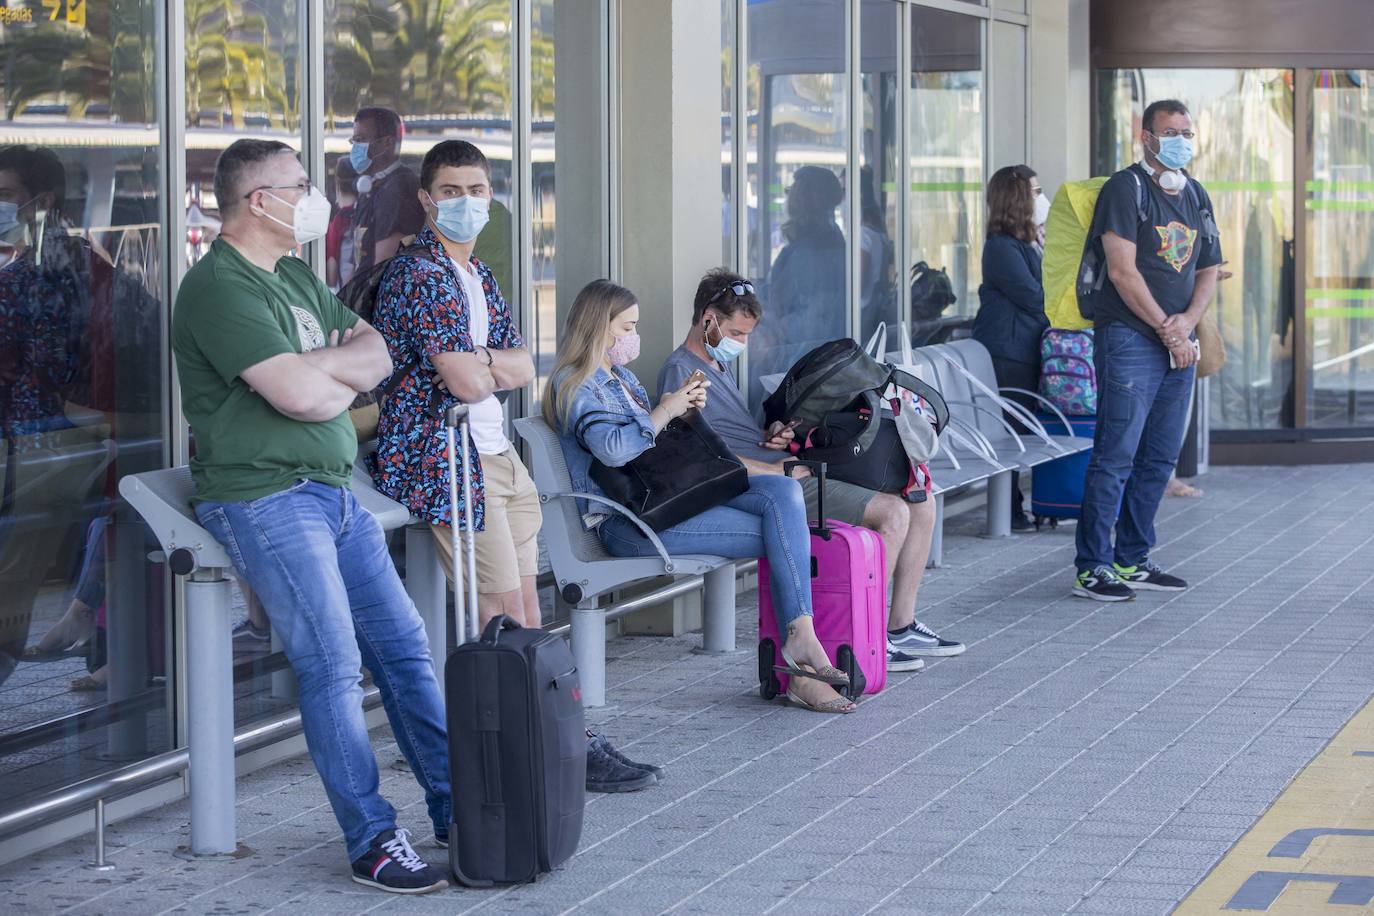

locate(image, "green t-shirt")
(172, 239), (360, 504)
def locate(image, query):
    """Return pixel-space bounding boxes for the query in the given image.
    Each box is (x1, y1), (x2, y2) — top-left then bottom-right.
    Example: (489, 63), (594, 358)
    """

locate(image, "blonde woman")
(544, 279), (855, 714)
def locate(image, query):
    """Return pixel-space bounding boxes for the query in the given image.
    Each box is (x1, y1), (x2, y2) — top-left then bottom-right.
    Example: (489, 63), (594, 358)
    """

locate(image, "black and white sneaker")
(886, 645), (927, 673)
(887, 621), (966, 657)
(1113, 559), (1188, 591)
(1073, 566), (1136, 602)
(351, 828), (449, 894)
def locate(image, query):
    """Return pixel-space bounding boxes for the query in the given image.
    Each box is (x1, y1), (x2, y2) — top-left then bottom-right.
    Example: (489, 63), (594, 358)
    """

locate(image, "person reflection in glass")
(347, 106), (425, 282)
(0, 145), (111, 689)
(751, 165), (847, 400)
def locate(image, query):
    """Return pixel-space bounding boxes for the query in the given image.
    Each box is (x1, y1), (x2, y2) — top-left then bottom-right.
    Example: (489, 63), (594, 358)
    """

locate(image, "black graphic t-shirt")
(1090, 164), (1222, 343)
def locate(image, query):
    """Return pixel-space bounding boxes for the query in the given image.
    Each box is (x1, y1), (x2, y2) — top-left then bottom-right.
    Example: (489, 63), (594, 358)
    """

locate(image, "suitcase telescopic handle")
(445, 405), (480, 651)
(783, 459), (830, 540)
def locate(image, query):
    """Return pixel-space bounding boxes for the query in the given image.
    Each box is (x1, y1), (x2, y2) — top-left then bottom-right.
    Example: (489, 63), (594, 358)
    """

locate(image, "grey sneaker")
(886, 645), (927, 673)
(586, 735), (656, 793)
(1113, 559), (1187, 591)
(886, 620), (966, 657)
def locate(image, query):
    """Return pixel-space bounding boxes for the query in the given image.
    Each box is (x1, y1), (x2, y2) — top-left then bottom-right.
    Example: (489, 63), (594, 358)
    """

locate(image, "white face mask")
(256, 187), (332, 245)
(1032, 192), (1050, 227)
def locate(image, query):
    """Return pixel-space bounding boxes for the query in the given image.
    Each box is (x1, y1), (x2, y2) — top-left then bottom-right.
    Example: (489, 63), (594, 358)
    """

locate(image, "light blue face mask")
(427, 192), (490, 243)
(1150, 132), (1193, 171)
(349, 140), (373, 175)
(703, 316), (746, 363)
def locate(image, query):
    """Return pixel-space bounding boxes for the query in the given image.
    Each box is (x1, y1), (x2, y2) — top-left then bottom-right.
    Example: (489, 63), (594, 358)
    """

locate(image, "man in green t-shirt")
(173, 139), (449, 894)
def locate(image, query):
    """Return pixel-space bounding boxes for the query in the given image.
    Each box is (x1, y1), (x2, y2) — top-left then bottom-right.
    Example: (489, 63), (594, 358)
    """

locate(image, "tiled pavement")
(3, 464), (1374, 915)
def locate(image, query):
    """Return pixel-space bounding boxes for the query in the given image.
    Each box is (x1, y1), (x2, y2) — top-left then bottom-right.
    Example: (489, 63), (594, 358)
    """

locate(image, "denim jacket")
(551, 364), (657, 527)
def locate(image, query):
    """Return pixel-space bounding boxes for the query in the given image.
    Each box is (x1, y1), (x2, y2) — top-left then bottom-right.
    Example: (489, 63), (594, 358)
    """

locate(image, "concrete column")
(1028, 0), (1092, 196)
(617, 0), (725, 390)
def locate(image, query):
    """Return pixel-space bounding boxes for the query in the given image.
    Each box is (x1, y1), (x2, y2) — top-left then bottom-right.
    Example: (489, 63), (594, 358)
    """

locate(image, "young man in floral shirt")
(370, 141), (662, 793)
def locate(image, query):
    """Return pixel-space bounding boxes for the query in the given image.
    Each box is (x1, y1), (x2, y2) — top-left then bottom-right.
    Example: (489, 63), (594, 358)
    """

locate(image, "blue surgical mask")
(349, 140), (373, 175)
(427, 192), (489, 243)
(703, 316), (746, 363)
(1150, 132), (1194, 171)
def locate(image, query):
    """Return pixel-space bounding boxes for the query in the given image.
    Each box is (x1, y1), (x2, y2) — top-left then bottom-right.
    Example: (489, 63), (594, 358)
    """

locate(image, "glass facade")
(1306, 69), (1374, 429)
(736, 0), (1010, 407)
(1, 0), (171, 810)
(1097, 68), (1296, 432)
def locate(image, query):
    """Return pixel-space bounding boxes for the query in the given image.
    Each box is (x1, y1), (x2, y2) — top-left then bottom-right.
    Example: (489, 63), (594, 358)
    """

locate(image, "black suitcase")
(443, 405), (586, 887)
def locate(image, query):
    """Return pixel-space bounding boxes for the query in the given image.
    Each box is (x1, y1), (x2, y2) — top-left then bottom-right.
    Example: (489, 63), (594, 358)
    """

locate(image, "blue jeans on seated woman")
(195, 480), (450, 862)
(597, 474), (813, 629)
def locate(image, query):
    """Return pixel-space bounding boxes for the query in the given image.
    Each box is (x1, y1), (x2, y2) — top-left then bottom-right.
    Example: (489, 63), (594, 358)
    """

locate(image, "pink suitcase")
(758, 461), (888, 700)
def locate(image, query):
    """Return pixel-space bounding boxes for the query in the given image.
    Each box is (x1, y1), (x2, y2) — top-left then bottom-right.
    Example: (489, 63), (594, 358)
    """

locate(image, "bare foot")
(787, 674), (855, 713)
(1165, 478), (1204, 498)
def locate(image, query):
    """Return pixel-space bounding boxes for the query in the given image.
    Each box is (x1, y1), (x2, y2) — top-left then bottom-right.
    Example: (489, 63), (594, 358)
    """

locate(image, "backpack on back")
(1039, 328), (1097, 416)
(1042, 178), (1108, 331)
(336, 238), (439, 438)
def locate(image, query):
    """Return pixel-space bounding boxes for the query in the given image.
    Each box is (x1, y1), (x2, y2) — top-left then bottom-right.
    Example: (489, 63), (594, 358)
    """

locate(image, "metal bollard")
(89, 798), (115, 871)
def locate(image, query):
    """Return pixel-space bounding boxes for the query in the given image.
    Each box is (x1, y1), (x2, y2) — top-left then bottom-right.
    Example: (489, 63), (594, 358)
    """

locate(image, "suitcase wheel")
(835, 644), (865, 700)
(758, 638), (781, 701)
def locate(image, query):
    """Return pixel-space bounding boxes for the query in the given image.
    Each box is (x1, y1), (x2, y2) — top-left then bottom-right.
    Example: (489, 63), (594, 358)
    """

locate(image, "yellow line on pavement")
(1176, 697), (1374, 913)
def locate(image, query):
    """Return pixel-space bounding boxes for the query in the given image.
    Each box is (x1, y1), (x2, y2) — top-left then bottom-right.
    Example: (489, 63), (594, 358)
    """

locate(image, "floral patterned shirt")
(368, 226), (524, 530)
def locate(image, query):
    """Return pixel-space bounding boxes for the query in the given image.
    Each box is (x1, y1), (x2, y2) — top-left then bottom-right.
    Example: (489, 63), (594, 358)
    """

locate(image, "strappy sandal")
(786, 687), (856, 714)
(776, 647), (849, 686)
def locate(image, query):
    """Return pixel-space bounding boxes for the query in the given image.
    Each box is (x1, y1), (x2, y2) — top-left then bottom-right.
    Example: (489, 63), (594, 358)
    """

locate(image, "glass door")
(1305, 69), (1374, 430)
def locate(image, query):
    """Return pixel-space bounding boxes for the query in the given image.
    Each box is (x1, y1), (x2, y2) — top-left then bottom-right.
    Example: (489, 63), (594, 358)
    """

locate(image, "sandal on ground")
(1165, 478), (1204, 498)
(777, 648), (849, 686)
(70, 675), (105, 691)
(785, 688), (855, 714)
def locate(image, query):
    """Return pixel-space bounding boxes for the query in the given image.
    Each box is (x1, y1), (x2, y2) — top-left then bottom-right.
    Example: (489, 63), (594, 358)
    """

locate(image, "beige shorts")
(798, 475), (878, 527)
(431, 447), (541, 594)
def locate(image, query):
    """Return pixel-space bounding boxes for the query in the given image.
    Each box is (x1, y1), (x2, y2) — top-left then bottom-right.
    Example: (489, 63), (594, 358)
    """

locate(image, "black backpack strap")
(888, 367), (949, 433)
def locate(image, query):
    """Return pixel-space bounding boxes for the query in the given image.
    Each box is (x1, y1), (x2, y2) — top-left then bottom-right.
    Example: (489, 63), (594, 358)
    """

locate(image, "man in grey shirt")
(658, 268), (964, 672)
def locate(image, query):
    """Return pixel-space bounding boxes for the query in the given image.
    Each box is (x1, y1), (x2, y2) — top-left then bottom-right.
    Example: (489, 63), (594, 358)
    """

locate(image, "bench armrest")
(997, 388), (1080, 444)
(541, 491), (677, 574)
(942, 418), (1009, 471)
(941, 400), (1027, 453)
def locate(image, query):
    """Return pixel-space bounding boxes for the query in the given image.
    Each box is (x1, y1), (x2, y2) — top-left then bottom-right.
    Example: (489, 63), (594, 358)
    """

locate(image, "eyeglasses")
(1152, 129), (1196, 140)
(707, 281), (755, 306)
(243, 181), (313, 200)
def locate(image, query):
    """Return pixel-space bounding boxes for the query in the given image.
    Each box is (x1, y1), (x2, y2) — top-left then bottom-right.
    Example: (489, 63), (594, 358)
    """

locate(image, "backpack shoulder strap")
(1130, 167), (1149, 223)
(889, 366), (949, 433)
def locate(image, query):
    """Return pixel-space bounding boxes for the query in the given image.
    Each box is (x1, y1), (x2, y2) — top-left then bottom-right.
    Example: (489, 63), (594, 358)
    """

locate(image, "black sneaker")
(351, 828), (449, 894)
(1073, 566), (1136, 602)
(1114, 559), (1188, 591)
(586, 735), (657, 793)
(1011, 513), (1035, 532)
(433, 829), (447, 849)
(886, 645), (927, 673)
(886, 621), (966, 657)
(588, 731), (665, 782)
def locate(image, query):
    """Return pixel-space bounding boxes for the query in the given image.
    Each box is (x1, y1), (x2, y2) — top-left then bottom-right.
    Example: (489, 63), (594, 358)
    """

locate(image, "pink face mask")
(606, 331), (641, 366)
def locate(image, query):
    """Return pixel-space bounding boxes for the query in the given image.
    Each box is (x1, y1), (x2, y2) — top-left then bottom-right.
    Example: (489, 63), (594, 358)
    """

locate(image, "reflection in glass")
(1306, 69), (1374, 429)
(745, 0), (848, 407)
(323, 0), (514, 292)
(185, 0), (301, 267)
(860, 0), (900, 345)
(1097, 68), (1295, 431)
(0, 1), (169, 812)
(910, 8), (982, 329)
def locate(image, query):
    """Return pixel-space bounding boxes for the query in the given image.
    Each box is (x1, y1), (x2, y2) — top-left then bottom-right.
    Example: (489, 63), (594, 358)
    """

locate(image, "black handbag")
(589, 411), (749, 532)
(798, 395), (928, 503)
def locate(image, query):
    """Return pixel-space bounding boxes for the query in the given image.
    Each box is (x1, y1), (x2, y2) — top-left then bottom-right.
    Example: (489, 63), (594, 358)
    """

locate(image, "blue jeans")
(598, 474), (813, 629)
(196, 481), (450, 862)
(1075, 323), (1195, 571)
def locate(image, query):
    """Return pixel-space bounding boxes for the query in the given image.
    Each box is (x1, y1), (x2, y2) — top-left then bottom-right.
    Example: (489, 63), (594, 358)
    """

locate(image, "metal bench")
(117, 462), (419, 857)
(513, 416), (738, 708)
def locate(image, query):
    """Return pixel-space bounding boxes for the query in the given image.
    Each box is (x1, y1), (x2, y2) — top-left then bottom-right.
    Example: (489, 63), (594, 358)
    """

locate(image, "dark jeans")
(1074, 323), (1195, 571)
(991, 356), (1039, 517)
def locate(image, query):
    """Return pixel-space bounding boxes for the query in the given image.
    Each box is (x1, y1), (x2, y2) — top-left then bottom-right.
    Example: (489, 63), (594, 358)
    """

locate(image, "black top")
(1090, 164), (1222, 342)
(352, 165), (426, 275)
(973, 232), (1047, 366)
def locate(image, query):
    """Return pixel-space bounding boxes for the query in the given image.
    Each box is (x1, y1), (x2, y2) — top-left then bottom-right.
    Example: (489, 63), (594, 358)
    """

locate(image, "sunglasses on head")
(707, 281), (755, 306)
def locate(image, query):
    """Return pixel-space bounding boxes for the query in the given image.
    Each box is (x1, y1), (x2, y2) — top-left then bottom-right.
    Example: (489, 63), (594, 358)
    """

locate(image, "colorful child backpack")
(1040, 328), (1096, 416)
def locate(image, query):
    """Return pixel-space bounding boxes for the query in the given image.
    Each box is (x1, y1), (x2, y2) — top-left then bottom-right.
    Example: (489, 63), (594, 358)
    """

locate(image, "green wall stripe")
(1307, 289), (1374, 301)
(1307, 306), (1374, 319)
(1206, 181), (1291, 192)
(1306, 199), (1374, 211)
(1307, 180), (1374, 192)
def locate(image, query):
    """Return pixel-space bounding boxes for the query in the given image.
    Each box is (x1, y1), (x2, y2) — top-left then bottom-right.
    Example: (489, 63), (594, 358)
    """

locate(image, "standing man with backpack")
(1072, 99), (1222, 601)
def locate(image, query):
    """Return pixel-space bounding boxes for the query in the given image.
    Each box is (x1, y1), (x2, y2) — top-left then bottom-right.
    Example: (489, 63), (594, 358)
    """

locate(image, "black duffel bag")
(589, 411), (748, 531)
(799, 392), (929, 502)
